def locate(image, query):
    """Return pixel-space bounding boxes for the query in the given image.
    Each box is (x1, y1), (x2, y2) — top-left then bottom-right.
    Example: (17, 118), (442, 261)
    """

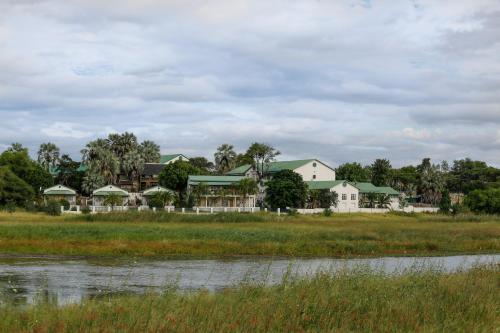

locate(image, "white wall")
(294, 160), (336, 181)
(331, 182), (359, 211)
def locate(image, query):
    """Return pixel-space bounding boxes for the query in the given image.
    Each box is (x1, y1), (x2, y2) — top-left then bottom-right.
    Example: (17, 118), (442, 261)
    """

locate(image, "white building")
(226, 159), (336, 181)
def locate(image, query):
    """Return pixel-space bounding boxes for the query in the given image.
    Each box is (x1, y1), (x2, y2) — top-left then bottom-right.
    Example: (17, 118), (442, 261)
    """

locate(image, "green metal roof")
(226, 159), (316, 175)
(143, 185), (173, 196)
(351, 182), (399, 195)
(226, 164), (252, 175)
(305, 180), (346, 190)
(160, 154), (188, 164)
(188, 175), (246, 186)
(93, 185), (129, 196)
(43, 185), (76, 196)
(49, 164), (87, 176)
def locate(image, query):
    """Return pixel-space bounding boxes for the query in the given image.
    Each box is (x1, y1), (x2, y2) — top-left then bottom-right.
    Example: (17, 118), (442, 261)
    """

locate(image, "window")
(313, 162), (317, 167)
(351, 194), (356, 201)
(342, 194), (347, 200)
(312, 175), (316, 179)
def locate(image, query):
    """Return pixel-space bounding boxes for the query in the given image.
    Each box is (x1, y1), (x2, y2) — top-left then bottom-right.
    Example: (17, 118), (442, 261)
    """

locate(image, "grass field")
(1, 265), (498, 332)
(0, 211), (498, 258)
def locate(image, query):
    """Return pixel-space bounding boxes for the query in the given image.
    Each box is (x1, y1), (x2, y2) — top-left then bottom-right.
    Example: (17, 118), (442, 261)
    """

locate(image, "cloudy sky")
(1, 0), (499, 167)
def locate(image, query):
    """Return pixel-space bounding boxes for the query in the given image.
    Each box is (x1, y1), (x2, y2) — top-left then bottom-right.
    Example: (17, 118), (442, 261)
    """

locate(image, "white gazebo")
(92, 185), (129, 208)
(43, 185), (77, 205)
(142, 185), (174, 207)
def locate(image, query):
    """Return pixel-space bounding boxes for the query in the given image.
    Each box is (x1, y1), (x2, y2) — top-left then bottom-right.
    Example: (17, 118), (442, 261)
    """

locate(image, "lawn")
(1, 264), (498, 332)
(0, 211), (498, 258)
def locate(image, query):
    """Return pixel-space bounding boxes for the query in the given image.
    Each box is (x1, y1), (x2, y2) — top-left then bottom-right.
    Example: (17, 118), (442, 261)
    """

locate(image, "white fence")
(297, 206), (439, 214)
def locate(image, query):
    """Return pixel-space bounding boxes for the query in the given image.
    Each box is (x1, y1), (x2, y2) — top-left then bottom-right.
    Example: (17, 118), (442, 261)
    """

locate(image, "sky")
(0, 0), (499, 168)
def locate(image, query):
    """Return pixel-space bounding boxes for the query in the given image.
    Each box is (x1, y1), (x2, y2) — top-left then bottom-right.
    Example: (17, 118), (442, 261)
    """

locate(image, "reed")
(0, 212), (498, 258)
(0, 265), (498, 332)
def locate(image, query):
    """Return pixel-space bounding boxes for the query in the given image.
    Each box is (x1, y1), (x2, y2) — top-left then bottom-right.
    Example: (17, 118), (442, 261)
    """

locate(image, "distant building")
(43, 185), (77, 205)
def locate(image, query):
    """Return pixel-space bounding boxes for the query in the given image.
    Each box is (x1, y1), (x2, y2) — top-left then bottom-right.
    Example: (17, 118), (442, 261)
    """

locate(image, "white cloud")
(41, 122), (92, 139)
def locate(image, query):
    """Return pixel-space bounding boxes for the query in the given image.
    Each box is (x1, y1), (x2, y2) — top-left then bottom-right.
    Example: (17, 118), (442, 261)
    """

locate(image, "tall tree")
(417, 158), (444, 205)
(335, 162), (371, 181)
(190, 157), (215, 173)
(235, 178), (258, 207)
(56, 154), (85, 193)
(371, 159), (392, 186)
(107, 132), (138, 162)
(139, 140), (161, 163)
(0, 166), (34, 205)
(37, 142), (60, 171)
(245, 143), (281, 181)
(214, 144), (237, 174)
(122, 150), (145, 191)
(81, 139), (119, 185)
(265, 170), (308, 209)
(7, 143), (27, 153)
(82, 172), (106, 195)
(158, 160), (204, 205)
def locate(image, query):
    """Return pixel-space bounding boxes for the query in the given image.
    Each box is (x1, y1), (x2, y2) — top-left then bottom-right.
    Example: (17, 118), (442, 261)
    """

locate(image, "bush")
(81, 207), (91, 215)
(464, 188), (500, 214)
(59, 199), (70, 210)
(45, 200), (61, 216)
(24, 200), (38, 212)
(439, 190), (452, 213)
(323, 208), (332, 217)
(287, 208), (298, 216)
(4, 201), (16, 213)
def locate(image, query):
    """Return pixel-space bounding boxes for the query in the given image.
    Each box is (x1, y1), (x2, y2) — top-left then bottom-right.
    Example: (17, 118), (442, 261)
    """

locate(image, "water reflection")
(0, 254), (498, 305)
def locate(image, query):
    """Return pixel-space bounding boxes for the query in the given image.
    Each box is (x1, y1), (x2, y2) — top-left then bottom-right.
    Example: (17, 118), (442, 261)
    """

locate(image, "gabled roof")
(43, 185), (76, 196)
(351, 182), (399, 195)
(188, 175), (246, 186)
(92, 185), (129, 197)
(142, 163), (166, 177)
(305, 180), (347, 190)
(143, 185), (173, 196)
(49, 164), (87, 176)
(160, 154), (189, 164)
(226, 159), (318, 176)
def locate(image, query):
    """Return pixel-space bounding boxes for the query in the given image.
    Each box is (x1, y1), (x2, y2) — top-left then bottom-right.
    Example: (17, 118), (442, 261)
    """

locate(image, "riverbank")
(0, 212), (499, 258)
(1, 264), (498, 332)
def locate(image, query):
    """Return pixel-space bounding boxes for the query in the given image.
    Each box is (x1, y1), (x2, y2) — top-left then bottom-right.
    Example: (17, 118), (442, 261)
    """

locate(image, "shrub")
(81, 207), (91, 215)
(59, 199), (70, 210)
(323, 208), (332, 217)
(464, 188), (500, 214)
(45, 200), (61, 216)
(439, 190), (452, 213)
(24, 200), (38, 212)
(4, 201), (16, 213)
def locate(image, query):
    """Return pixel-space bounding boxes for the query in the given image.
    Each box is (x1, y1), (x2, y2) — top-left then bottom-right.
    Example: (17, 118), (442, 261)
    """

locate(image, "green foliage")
(439, 189), (452, 213)
(148, 191), (174, 209)
(377, 194), (392, 209)
(37, 142), (60, 171)
(371, 158), (392, 186)
(45, 200), (61, 216)
(59, 199), (70, 210)
(235, 178), (258, 206)
(103, 194), (123, 207)
(0, 148), (53, 195)
(464, 188), (500, 214)
(56, 154), (85, 193)
(0, 166), (35, 206)
(81, 206), (91, 215)
(4, 200), (16, 213)
(447, 158), (500, 194)
(214, 144), (237, 174)
(335, 162), (371, 182)
(159, 160), (205, 204)
(266, 170), (308, 209)
(308, 189), (338, 208)
(245, 142), (280, 180)
(323, 208), (333, 216)
(189, 157), (215, 173)
(0, 266), (498, 332)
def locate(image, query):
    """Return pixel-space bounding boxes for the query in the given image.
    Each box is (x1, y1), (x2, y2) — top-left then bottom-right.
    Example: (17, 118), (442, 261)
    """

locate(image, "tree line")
(1, 132), (499, 214)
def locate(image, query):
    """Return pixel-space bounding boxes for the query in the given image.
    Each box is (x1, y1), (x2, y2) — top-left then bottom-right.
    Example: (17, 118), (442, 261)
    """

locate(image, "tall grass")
(0, 212), (498, 258)
(0, 265), (498, 332)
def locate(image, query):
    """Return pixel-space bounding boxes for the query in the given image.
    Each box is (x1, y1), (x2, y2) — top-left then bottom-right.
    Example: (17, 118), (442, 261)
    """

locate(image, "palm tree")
(107, 132), (138, 162)
(366, 192), (378, 208)
(122, 149), (145, 191)
(377, 194), (392, 209)
(139, 140), (160, 163)
(82, 172), (105, 195)
(192, 183), (210, 207)
(37, 142), (60, 171)
(235, 178), (258, 208)
(81, 139), (119, 185)
(214, 144), (237, 174)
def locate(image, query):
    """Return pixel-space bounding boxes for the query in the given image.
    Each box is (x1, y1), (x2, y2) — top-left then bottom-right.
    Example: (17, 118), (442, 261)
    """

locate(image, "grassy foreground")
(0, 211), (499, 258)
(1, 265), (498, 332)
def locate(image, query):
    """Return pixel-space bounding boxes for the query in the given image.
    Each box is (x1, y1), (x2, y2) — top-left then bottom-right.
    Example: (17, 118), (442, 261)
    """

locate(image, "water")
(0, 254), (498, 305)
